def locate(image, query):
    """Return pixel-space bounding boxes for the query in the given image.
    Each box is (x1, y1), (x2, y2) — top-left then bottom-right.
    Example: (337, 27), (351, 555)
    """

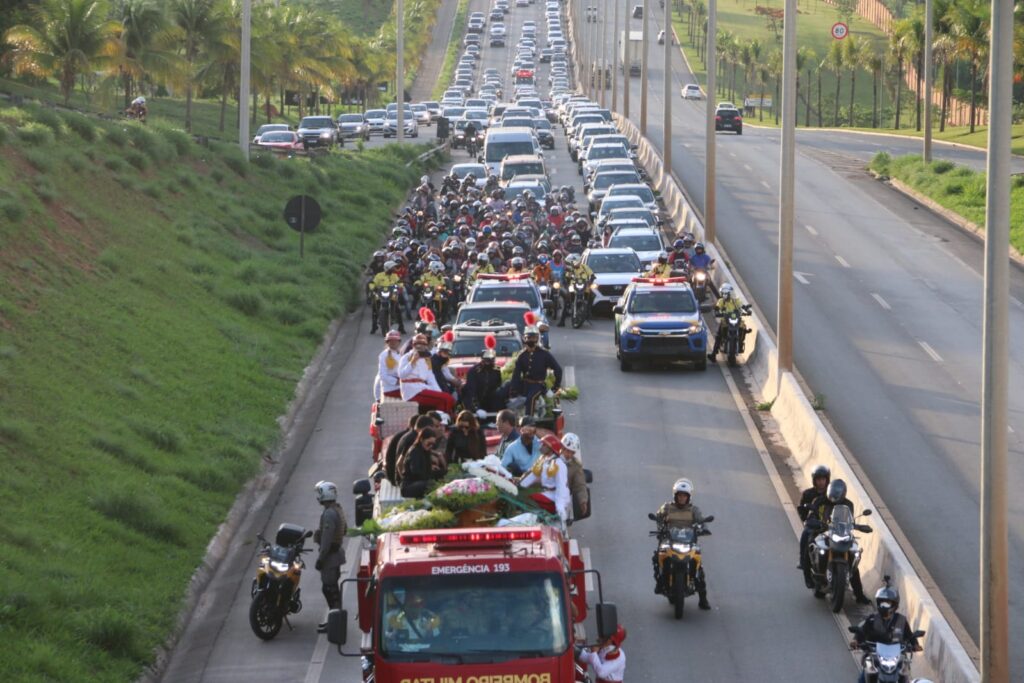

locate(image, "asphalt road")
(160, 3), (866, 681)
(595, 5), (1024, 669)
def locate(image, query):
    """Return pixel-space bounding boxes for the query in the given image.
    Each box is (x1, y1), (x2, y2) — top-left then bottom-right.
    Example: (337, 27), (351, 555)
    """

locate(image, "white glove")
(476, 408), (487, 419)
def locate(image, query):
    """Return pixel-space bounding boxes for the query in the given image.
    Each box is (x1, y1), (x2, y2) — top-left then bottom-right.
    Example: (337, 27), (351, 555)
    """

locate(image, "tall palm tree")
(865, 50), (884, 128)
(194, 0), (239, 132)
(946, 0), (989, 133)
(767, 50), (782, 125)
(888, 18), (913, 129)
(108, 0), (177, 109)
(716, 29), (734, 89)
(169, 0), (230, 132)
(797, 46), (816, 127)
(727, 37), (742, 102)
(931, 33), (955, 132)
(843, 36), (868, 127)
(3, 0), (119, 105)
(825, 40), (844, 126)
(748, 39), (764, 119)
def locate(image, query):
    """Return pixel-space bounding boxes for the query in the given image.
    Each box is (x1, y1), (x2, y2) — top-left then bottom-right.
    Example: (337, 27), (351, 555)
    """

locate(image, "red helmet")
(540, 434), (563, 453)
(609, 625), (627, 648)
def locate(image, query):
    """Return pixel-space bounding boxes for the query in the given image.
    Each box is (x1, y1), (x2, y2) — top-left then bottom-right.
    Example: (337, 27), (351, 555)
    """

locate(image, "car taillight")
(715, 116), (721, 121)
(735, 115), (742, 121)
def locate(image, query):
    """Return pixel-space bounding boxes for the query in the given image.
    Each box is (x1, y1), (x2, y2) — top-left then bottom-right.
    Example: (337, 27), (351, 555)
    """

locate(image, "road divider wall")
(612, 112), (979, 683)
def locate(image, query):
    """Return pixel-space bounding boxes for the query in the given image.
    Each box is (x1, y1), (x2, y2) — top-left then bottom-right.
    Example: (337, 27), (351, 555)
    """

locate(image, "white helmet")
(566, 253), (581, 266)
(429, 261), (444, 273)
(420, 175), (430, 184)
(315, 480), (338, 503)
(672, 478), (694, 497)
(720, 283), (734, 298)
(383, 260), (397, 271)
(560, 432), (580, 454)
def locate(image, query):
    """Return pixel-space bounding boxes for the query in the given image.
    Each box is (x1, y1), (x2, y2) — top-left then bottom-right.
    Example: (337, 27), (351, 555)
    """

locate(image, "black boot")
(854, 592), (872, 605)
(698, 592), (711, 610)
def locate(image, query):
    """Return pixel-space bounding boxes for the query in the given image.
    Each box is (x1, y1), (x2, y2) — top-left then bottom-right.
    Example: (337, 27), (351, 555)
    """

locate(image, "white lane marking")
(744, 163), (753, 171)
(304, 537), (360, 683)
(871, 293), (892, 310)
(564, 365), (576, 389)
(729, 151), (737, 158)
(760, 180), (771, 189)
(683, 142), (691, 148)
(805, 224), (819, 236)
(793, 271), (811, 285)
(835, 255), (851, 268)
(918, 340), (943, 363)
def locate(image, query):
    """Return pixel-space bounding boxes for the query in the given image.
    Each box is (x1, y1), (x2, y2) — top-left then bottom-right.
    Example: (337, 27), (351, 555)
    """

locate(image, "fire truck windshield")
(379, 571), (568, 661)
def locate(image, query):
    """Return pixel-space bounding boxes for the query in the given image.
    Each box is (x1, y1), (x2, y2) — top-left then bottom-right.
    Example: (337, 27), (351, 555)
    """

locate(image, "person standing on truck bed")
(577, 624), (627, 682)
(374, 330), (403, 400)
(313, 481), (347, 633)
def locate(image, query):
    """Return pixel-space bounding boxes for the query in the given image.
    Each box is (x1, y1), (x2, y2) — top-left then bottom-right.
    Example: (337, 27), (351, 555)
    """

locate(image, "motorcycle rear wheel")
(829, 564), (848, 613)
(672, 572), (686, 619)
(249, 595), (283, 640)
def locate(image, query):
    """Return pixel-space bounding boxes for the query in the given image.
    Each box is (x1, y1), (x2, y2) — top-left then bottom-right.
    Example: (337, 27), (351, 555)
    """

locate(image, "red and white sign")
(831, 22), (849, 40)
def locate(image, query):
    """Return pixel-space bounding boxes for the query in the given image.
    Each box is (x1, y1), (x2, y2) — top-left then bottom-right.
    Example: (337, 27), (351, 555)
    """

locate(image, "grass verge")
(433, 0), (472, 101)
(869, 151), (1024, 253)
(0, 103), (430, 682)
(848, 123), (1024, 156)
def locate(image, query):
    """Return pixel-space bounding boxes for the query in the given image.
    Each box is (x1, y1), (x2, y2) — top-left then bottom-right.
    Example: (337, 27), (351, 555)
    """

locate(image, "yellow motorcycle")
(649, 513), (714, 619)
(249, 523), (312, 640)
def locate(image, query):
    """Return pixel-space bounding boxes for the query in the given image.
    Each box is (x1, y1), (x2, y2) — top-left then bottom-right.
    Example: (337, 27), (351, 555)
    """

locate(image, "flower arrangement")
(427, 477), (499, 511)
(463, 456), (519, 495)
(353, 506), (456, 535)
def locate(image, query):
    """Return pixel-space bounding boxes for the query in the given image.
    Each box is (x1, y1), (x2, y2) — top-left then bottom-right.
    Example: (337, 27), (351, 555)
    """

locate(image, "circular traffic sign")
(831, 22), (849, 40)
(283, 195), (322, 233)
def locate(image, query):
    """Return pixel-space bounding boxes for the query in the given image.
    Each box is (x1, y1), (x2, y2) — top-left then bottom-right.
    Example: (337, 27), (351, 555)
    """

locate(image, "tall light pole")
(612, 0), (619, 111)
(776, 0), (796, 373)
(593, 5), (601, 100)
(703, 0), (717, 243)
(622, 0), (630, 118)
(396, 0), (405, 142)
(239, 0), (251, 159)
(600, 1), (607, 107)
(923, 0), (933, 162)
(980, 0), (1012, 678)
(662, 0), (671, 172)
(640, 0), (649, 134)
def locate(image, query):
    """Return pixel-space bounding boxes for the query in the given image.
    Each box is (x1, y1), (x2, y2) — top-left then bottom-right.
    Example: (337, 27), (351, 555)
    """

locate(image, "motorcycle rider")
(369, 261), (406, 334)
(463, 121), (478, 156)
(850, 581), (922, 683)
(797, 465), (831, 585)
(577, 624), (626, 683)
(510, 323), (562, 414)
(532, 253), (554, 285)
(806, 479), (872, 604)
(689, 242), (719, 297)
(507, 256), (528, 276)
(653, 478), (711, 609)
(558, 254), (595, 327)
(416, 261), (448, 312)
(645, 252), (674, 278)
(313, 481), (347, 633)
(707, 284), (747, 363)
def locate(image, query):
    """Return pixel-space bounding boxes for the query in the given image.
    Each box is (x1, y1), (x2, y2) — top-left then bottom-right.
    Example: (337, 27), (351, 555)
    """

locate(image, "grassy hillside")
(0, 105), (428, 681)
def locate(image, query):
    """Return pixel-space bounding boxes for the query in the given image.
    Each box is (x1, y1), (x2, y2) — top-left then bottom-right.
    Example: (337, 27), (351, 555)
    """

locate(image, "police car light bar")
(630, 277), (689, 286)
(399, 529), (544, 545)
(475, 272), (532, 282)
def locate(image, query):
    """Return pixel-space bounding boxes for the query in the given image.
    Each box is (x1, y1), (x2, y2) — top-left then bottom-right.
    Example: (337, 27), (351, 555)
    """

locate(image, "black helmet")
(501, 239), (514, 251)
(512, 246), (525, 257)
(874, 578), (900, 619)
(811, 465), (831, 485)
(826, 479), (847, 503)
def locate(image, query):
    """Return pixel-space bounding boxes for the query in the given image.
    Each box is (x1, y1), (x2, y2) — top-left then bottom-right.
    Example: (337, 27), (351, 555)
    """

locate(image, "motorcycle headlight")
(454, 275), (462, 283)
(671, 543), (692, 553)
(695, 272), (707, 282)
(381, 291), (391, 298)
(830, 533), (851, 543)
(270, 561), (290, 573)
(552, 282), (561, 289)
(878, 656), (899, 674)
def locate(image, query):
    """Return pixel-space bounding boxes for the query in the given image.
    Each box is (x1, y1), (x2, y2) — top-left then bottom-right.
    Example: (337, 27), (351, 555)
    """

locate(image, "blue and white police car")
(613, 277), (708, 371)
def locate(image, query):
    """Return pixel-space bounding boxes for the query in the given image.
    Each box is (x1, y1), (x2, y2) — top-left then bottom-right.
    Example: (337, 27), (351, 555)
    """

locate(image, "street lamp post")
(923, 0), (933, 162)
(703, 0), (716, 243)
(663, 0), (671, 172)
(239, 0), (251, 159)
(600, 0), (607, 107)
(396, 0), (405, 142)
(612, 0), (619, 111)
(640, 0), (649, 134)
(623, 0), (630, 118)
(777, 0), (796, 373)
(980, 0), (1012, 679)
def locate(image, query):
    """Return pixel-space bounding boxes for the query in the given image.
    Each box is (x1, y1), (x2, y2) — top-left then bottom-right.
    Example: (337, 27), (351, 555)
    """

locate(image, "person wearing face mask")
(399, 334), (456, 415)
(461, 335), (506, 416)
(509, 321), (562, 416)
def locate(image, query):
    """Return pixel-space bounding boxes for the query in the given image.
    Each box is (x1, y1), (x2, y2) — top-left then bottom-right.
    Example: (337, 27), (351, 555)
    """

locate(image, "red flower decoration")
(484, 334), (497, 350)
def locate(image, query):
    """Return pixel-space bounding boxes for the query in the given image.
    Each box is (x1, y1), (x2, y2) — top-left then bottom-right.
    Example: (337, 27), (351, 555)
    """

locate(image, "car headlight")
(590, 283), (599, 292)
(628, 325), (642, 335)
(320, 131), (333, 138)
(688, 324), (702, 334)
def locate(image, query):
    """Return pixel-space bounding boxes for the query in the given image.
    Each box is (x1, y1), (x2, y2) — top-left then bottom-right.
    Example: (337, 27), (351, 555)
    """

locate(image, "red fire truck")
(325, 525), (617, 682)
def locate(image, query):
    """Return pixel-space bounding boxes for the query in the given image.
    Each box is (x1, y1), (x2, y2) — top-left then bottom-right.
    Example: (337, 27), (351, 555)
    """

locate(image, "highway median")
(0, 104), (433, 681)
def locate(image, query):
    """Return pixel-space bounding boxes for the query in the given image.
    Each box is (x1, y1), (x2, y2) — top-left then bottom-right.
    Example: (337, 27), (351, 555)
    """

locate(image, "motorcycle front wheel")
(672, 572), (686, 619)
(249, 595), (283, 640)
(829, 564), (848, 613)
(571, 297), (585, 329)
(379, 304), (390, 337)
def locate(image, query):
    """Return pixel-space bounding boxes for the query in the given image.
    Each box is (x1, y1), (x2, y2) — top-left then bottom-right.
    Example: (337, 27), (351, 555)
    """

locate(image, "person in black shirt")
(399, 428), (445, 498)
(797, 464), (831, 584)
(805, 479), (871, 604)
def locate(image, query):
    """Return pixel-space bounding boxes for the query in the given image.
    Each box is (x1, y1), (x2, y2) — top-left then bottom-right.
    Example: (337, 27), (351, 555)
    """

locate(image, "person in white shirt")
(398, 334), (456, 414)
(577, 625), (626, 682)
(374, 330), (403, 400)
(518, 444), (570, 524)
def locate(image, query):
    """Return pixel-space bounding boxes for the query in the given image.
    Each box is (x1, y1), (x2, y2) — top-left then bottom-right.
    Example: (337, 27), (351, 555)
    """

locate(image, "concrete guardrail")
(612, 112), (979, 683)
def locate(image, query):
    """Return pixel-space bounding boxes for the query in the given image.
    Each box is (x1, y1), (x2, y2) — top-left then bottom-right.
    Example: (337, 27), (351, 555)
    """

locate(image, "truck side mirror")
(583, 468), (593, 484)
(326, 609), (348, 646)
(862, 509), (873, 516)
(352, 478), (372, 496)
(596, 603), (618, 640)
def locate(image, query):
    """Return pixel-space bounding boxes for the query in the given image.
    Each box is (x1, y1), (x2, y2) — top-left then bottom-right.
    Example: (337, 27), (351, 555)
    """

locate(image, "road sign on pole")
(830, 22), (848, 40)
(284, 195), (322, 258)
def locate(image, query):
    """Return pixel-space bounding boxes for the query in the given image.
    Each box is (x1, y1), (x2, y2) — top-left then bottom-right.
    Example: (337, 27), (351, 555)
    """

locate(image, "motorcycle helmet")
(550, 205), (561, 215)
(874, 582), (900, 619)
(477, 253), (489, 264)
(826, 479), (847, 503)
(429, 261), (444, 274)
(466, 237), (477, 249)
(552, 249), (564, 261)
(657, 252), (668, 264)
(720, 283), (734, 298)
(460, 204), (470, 214)
(575, 218), (588, 230)
(428, 252), (441, 262)
(811, 465), (831, 485)
(383, 260), (397, 272)
(466, 250), (478, 262)
(694, 242), (706, 253)
(537, 240), (549, 252)
(560, 432), (580, 454)
(501, 239), (514, 252)
(315, 480), (338, 503)
(512, 246), (525, 257)
(510, 256), (525, 269)
(428, 227), (439, 237)
(570, 234), (582, 246)
(538, 253), (549, 265)
(673, 238), (685, 251)
(683, 234), (695, 247)
(672, 478), (694, 498)
(522, 190), (533, 201)
(373, 249), (385, 260)
(565, 254), (581, 266)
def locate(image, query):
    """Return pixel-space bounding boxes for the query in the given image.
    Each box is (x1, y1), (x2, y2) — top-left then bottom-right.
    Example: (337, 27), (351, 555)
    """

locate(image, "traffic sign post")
(830, 22), (848, 40)
(283, 195), (322, 258)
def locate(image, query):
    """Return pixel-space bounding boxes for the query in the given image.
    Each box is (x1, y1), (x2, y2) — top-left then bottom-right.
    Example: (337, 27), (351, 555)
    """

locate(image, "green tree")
(107, 0), (177, 110)
(825, 39), (844, 126)
(169, 0), (230, 132)
(888, 17), (914, 129)
(865, 50), (884, 128)
(843, 36), (868, 127)
(797, 46), (816, 127)
(3, 0), (119, 104)
(946, 0), (989, 133)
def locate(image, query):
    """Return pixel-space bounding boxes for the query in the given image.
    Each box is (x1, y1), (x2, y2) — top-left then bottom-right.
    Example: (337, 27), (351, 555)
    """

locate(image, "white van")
(482, 127), (541, 174)
(499, 154), (549, 184)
